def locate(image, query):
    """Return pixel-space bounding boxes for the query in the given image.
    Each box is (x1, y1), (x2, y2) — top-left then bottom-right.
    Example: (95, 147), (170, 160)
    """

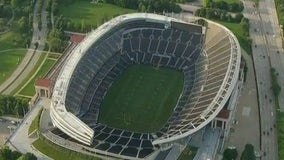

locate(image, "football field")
(98, 64), (184, 132)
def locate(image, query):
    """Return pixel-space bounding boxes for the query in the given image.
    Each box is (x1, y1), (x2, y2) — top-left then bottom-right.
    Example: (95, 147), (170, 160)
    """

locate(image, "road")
(0, 0), (49, 95)
(243, 0), (281, 159)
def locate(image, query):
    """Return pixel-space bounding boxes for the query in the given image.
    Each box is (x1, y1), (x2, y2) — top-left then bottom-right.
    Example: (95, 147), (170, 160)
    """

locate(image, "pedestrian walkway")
(225, 49), (260, 155)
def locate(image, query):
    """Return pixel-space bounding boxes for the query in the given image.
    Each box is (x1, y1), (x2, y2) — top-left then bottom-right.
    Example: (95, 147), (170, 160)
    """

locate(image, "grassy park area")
(0, 49), (27, 84)
(58, 1), (135, 31)
(99, 64), (184, 132)
(0, 31), (24, 50)
(218, 21), (251, 54)
(0, 31), (27, 85)
(178, 146), (198, 160)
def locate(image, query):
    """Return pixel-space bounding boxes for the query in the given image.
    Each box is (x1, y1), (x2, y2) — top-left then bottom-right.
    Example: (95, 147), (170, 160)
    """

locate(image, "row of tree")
(0, 95), (29, 117)
(203, 0), (244, 12)
(275, 0), (284, 31)
(137, 0), (182, 13)
(223, 144), (256, 160)
(271, 67), (281, 97)
(46, 1), (69, 53)
(0, 146), (37, 160)
(104, 0), (182, 13)
(0, 0), (34, 47)
(195, 8), (244, 23)
(0, 4), (12, 18)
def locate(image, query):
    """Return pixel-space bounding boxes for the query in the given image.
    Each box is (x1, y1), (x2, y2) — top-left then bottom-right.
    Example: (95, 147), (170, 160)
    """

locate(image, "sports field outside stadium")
(98, 64), (184, 132)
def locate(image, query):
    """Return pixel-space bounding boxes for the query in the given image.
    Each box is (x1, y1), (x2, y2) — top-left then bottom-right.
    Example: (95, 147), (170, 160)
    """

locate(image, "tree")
(0, 146), (12, 160)
(17, 16), (29, 33)
(11, 0), (20, 8)
(0, 18), (5, 29)
(240, 17), (249, 36)
(11, 150), (22, 160)
(203, 0), (211, 7)
(234, 13), (244, 23)
(18, 153), (37, 160)
(240, 144), (256, 160)
(0, 95), (29, 116)
(223, 147), (238, 160)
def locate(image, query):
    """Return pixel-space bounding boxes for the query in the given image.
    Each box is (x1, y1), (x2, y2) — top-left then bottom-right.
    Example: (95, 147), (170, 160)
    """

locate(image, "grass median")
(10, 52), (46, 95)
(28, 108), (43, 134)
(178, 146), (198, 160)
(33, 135), (101, 160)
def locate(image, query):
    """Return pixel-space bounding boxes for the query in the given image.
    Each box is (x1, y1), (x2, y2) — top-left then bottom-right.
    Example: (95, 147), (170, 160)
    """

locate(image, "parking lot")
(0, 118), (19, 145)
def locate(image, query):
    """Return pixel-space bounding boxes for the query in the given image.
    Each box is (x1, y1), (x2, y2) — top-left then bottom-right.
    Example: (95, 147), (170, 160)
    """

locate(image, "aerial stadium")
(50, 13), (241, 159)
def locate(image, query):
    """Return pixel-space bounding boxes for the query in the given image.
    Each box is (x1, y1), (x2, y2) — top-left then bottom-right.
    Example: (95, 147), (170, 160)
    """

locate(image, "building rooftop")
(216, 109), (230, 119)
(35, 78), (52, 88)
(70, 34), (86, 43)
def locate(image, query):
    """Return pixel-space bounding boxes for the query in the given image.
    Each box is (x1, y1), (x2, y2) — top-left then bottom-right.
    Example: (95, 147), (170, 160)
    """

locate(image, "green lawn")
(0, 31), (28, 85)
(48, 53), (61, 59)
(59, 1), (135, 30)
(0, 31), (23, 50)
(218, 21), (251, 54)
(33, 136), (101, 160)
(28, 109), (43, 134)
(275, 0), (284, 27)
(178, 146), (198, 160)
(19, 59), (56, 96)
(0, 49), (27, 84)
(98, 64), (184, 132)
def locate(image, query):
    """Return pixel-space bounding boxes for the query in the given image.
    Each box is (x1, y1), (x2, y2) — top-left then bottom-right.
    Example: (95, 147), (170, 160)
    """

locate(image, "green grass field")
(0, 31), (23, 50)
(48, 53), (61, 59)
(218, 21), (251, 54)
(0, 49), (27, 84)
(33, 136), (101, 160)
(178, 146), (198, 160)
(0, 31), (27, 85)
(98, 64), (184, 132)
(19, 59), (56, 96)
(59, 1), (135, 29)
(28, 109), (43, 134)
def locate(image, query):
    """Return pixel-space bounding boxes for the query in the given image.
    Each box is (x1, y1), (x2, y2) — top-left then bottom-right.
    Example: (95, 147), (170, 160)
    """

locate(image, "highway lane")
(259, 0), (284, 112)
(243, 0), (279, 159)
